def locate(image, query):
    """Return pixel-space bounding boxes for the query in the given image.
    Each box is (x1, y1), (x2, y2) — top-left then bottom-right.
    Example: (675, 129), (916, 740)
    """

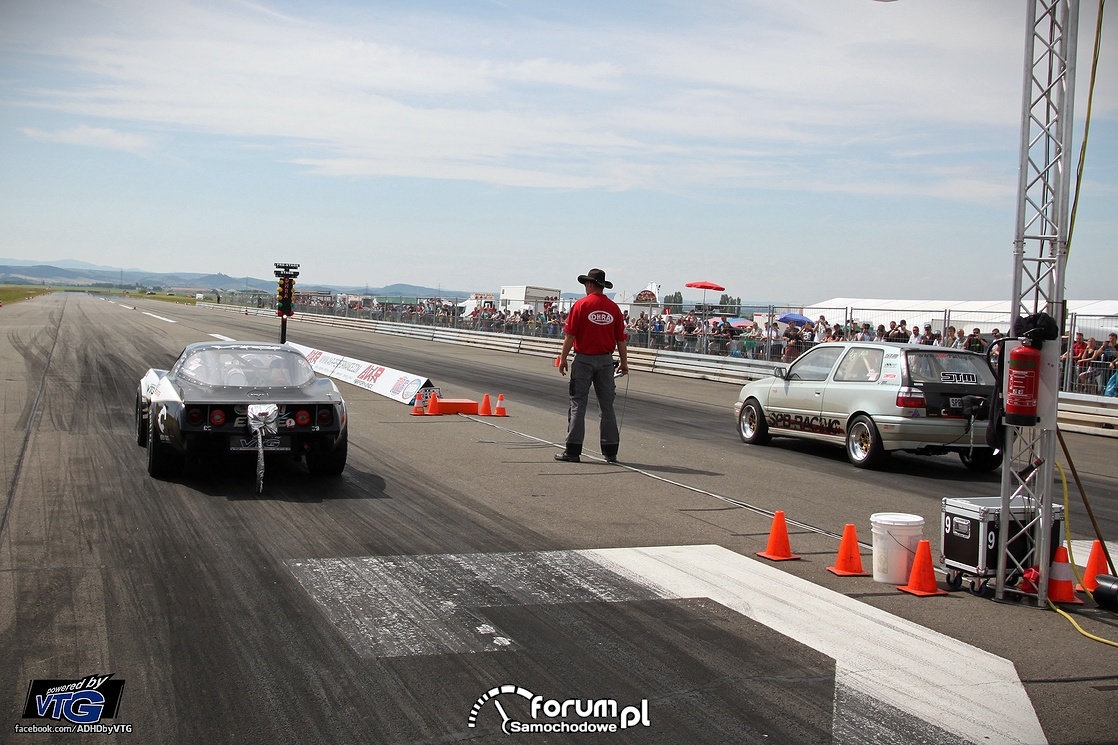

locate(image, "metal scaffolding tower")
(996, 0), (1081, 602)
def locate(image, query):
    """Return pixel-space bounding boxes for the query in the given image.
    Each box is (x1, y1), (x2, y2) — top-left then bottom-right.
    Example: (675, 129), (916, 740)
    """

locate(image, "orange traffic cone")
(493, 394), (508, 417)
(1048, 546), (1084, 604)
(425, 391), (442, 416)
(756, 511), (800, 561)
(827, 524), (870, 576)
(479, 393), (493, 416)
(410, 393), (427, 416)
(898, 540), (948, 596)
(1076, 540), (1113, 593)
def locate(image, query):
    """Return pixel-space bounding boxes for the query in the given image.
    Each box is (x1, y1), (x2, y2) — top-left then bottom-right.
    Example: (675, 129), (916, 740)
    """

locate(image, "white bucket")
(870, 513), (925, 584)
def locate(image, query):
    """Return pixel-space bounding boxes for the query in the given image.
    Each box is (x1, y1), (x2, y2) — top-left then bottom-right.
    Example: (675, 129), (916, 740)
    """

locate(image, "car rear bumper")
(178, 430), (345, 454)
(874, 415), (986, 451)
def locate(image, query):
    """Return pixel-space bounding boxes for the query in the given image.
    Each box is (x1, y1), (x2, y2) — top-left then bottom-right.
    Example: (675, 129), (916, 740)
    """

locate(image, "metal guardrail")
(200, 303), (1116, 437)
(1057, 393), (1118, 438)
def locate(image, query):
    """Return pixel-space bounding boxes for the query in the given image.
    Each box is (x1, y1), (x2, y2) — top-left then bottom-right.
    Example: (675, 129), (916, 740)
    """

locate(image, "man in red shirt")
(555, 268), (629, 463)
(1061, 331), (1086, 364)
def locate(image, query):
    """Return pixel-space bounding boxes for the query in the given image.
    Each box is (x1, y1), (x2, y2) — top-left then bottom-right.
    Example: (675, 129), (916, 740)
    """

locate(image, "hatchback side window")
(787, 346), (844, 381)
(834, 348), (884, 382)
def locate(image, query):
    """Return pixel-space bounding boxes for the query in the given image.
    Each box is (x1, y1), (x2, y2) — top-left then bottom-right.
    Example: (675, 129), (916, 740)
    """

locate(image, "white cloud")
(6, 0), (1103, 202)
(20, 124), (157, 157)
(0, 0), (1113, 299)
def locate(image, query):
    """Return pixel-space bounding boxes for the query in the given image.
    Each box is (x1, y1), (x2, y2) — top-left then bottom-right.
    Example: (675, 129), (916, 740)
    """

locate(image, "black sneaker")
(554, 452), (580, 463)
(605, 455), (619, 464)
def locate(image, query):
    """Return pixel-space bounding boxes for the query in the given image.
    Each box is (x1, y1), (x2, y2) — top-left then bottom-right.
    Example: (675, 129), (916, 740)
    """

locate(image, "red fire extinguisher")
(1004, 339), (1040, 426)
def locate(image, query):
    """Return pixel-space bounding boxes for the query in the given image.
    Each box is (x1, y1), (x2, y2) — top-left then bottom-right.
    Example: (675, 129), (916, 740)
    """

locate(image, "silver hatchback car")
(734, 342), (1000, 470)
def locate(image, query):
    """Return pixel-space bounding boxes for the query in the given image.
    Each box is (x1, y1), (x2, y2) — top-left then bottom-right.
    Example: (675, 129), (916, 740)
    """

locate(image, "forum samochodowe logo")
(468, 684), (650, 735)
(17, 674), (131, 735)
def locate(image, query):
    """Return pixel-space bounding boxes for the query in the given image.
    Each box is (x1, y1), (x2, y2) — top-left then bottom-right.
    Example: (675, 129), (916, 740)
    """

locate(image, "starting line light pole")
(274, 263), (300, 344)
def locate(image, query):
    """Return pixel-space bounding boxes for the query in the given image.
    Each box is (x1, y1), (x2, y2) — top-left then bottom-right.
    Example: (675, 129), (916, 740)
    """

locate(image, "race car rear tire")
(845, 415), (886, 469)
(135, 394), (147, 447)
(306, 435), (347, 477)
(959, 447), (1001, 472)
(147, 410), (181, 479)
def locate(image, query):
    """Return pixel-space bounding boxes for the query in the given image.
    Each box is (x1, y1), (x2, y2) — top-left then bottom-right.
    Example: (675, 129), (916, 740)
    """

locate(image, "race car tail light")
(209, 408), (227, 427)
(294, 409), (312, 427)
(186, 407), (204, 426)
(896, 388), (926, 410)
(317, 407), (334, 426)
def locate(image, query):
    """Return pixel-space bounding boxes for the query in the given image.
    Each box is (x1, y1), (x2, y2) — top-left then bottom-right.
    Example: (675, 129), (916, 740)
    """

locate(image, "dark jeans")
(565, 353), (618, 453)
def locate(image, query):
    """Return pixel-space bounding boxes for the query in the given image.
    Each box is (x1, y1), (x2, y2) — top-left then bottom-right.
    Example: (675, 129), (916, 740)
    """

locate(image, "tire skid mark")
(1, 296), (66, 543)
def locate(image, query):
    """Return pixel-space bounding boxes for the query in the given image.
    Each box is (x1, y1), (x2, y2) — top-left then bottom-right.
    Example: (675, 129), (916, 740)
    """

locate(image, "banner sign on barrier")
(286, 342), (435, 405)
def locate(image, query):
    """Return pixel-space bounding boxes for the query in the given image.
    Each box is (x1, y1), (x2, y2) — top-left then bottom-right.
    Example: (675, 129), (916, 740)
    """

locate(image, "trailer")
(499, 285), (561, 313)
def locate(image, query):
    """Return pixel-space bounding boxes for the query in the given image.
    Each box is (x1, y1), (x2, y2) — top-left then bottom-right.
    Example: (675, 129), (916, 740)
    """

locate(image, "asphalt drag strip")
(290, 545), (1045, 744)
(461, 414), (854, 543)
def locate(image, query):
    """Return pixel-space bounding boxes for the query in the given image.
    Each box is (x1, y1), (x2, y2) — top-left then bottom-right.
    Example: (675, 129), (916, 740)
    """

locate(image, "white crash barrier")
(286, 341), (433, 405)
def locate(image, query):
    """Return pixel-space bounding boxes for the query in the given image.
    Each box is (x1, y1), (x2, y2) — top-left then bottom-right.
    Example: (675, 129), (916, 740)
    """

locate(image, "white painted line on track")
(209, 333), (236, 341)
(586, 545), (1046, 745)
(1068, 539), (1116, 570)
(289, 545), (1046, 745)
(142, 311), (176, 323)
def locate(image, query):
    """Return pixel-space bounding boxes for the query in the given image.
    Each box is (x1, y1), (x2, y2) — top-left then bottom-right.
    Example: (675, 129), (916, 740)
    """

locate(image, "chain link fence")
(217, 290), (1116, 396)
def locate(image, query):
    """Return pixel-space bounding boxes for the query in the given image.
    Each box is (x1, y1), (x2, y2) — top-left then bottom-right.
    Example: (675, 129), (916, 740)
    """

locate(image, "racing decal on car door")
(767, 412), (843, 435)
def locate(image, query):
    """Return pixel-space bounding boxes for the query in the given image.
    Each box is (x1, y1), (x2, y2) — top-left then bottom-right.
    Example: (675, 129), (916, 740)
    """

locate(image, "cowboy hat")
(577, 268), (613, 289)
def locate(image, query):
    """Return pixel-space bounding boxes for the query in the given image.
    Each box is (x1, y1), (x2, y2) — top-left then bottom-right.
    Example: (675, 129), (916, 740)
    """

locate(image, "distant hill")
(0, 260), (479, 299)
(1, 259), (755, 303)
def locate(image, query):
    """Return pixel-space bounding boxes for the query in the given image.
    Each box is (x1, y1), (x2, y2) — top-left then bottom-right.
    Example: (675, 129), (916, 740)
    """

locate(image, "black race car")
(137, 341), (348, 486)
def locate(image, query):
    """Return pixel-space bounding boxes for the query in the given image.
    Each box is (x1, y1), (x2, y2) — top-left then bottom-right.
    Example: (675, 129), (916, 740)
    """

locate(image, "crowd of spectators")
(288, 295), (1116, 396)
(1062, 330), (1118, 394)
(622, 313), (1014, 363)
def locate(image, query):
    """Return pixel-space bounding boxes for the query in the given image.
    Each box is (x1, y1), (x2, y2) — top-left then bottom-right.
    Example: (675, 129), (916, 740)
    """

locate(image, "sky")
(1, 0), (1115, 305)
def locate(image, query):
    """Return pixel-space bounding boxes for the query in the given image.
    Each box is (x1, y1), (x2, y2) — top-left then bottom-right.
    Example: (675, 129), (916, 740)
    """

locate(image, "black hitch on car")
(962, 396), (988, 420)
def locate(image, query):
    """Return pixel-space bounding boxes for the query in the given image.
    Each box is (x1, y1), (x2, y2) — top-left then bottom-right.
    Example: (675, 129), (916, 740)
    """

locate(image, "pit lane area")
(2, 293), (1115, 743)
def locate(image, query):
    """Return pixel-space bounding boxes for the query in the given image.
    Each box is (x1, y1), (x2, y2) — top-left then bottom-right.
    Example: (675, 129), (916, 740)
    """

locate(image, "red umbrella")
(684, 280), (726, 314)
(685, 280), (725, 292)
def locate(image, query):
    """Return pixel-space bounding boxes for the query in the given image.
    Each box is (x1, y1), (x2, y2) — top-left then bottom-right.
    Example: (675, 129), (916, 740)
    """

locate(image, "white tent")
(806, 298), (1117, 336)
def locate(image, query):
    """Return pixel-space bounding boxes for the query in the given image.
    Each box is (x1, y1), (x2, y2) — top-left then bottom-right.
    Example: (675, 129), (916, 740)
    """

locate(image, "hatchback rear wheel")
(845, 415), (885, 468)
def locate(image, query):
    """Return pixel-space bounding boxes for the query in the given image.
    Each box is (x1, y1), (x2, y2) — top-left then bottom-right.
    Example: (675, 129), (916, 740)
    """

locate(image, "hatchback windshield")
(176, 348), (316, 387)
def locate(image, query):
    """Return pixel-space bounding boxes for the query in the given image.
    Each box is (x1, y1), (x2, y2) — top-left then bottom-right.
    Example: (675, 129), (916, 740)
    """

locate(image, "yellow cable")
(1052, 462), (1118, 647)
(1047, 599), (1118, 648)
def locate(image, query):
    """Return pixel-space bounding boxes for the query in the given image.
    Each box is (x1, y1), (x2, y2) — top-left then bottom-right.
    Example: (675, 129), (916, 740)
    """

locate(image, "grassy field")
(0, 286), (56, 305)
(0, 285), (204, 307)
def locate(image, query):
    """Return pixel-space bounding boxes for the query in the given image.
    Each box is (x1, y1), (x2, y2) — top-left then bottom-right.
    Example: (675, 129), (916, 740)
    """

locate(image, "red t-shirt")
(564, 293), (628, 355)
